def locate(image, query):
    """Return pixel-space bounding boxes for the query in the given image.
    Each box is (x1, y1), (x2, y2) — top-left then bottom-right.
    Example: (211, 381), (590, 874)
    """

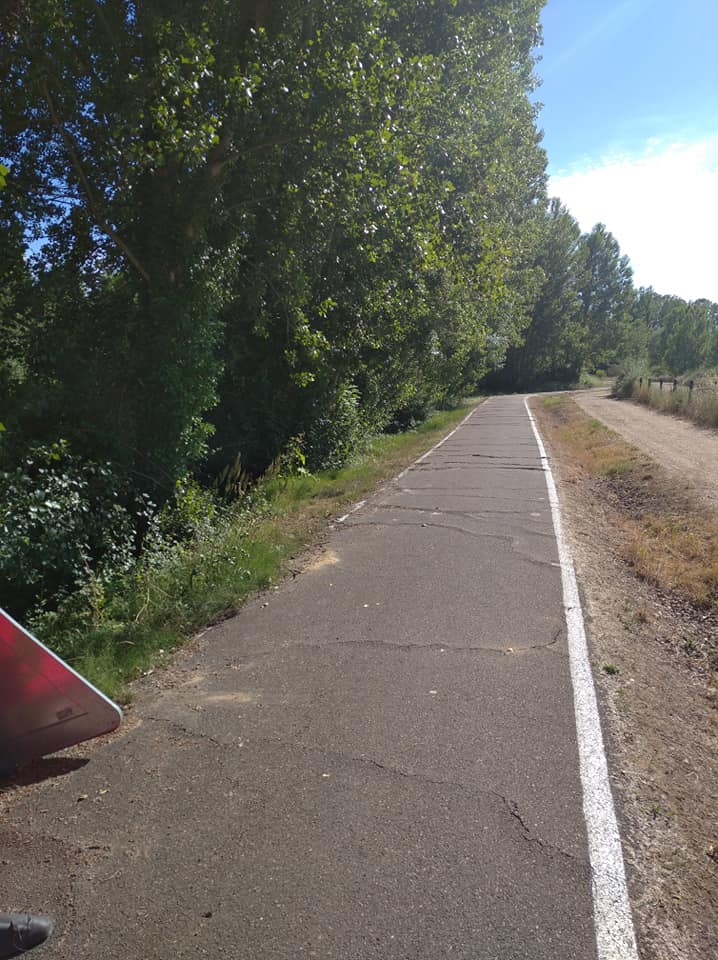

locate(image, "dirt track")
(572, 387), (718, 510)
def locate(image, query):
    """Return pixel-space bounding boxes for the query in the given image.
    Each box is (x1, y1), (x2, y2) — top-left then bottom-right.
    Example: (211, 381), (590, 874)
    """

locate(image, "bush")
(303, 382), (364, 470)
(611, 362), (649, 399)
(0, 442), (152, 617)
(386, 394), (433, 433)
(615, 366), (718, 431)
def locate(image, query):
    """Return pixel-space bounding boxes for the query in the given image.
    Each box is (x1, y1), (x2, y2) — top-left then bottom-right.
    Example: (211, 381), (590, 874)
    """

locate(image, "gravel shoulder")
(571, 386), (718, 510)
(532, 396), (718, 960)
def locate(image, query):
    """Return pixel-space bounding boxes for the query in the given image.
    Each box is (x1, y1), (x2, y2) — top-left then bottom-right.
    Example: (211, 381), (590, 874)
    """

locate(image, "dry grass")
(538, 395), (718, 610)
(624, 517), (718, 606)
(633, 379), (718, 430)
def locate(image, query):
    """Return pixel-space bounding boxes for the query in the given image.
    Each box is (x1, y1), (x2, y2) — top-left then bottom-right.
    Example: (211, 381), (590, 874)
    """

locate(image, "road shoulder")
(532, 395), (718, 960)
(571, 387), (718, 511)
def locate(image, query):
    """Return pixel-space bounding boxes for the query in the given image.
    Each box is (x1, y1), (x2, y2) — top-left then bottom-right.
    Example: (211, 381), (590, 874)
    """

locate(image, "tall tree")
(1, 0), (547, 487)
(492, 198), (585, 388)
(578, 223), (633, 369)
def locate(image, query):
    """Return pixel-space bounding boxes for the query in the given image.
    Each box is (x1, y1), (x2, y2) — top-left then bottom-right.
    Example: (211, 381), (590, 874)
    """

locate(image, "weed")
(578, 371), (607, 389)
(602, 459), (633, 478)
(602, 663), (620, 676)
(620, 604), (650, 631)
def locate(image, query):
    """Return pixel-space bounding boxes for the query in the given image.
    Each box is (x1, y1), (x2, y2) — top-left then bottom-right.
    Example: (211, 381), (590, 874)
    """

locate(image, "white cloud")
(550, 137), (718, 303)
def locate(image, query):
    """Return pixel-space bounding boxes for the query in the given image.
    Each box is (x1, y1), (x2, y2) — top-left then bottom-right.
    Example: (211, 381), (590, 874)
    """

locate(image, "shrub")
(303, 382), (364, 470)
(0, 442), (152, 617)
(386, 393), (433, 433)
(612, 361), (649, 399)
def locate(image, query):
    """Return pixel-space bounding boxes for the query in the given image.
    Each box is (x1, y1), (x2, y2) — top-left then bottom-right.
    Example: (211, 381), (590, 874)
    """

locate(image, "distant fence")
(638, 376), (718, 399)
(635, 375), (718, 428)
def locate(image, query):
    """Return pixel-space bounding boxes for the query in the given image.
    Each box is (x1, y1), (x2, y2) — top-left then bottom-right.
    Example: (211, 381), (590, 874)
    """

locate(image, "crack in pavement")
(348, 517), (561, 565)
(259, 630), (566, 657)
(382, 486), (544, 496)
(470, 453), (543, 461)
(417, 458), (540, 467)
(413, 462), (546, 473)
(364, 500), (555, 531)
(198, 627), (567, 666)
(219, 737), (588, 868)
(144, 714), (225, 749)
(355, 754), (582, 862)
(390, 487), (551, 498)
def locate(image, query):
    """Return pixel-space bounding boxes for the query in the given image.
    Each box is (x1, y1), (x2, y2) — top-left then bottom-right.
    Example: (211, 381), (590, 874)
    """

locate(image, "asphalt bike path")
(4, 395), (637, 959)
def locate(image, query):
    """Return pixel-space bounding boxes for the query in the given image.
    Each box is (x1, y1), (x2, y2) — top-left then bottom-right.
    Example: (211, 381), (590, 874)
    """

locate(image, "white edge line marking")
(337, 500), (367, 524)
(337, 403), (481, 522)
(395, 403), (479, 481)
(524, 396), (639, 960)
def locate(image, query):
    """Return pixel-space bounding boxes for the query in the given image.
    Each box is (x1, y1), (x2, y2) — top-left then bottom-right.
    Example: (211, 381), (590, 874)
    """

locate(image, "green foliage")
(485, 202), (718, 393)
(628, 370), (718, 430)
(0, 443), (153, 614)
(2, 0), (547, 489)
(492, 198), (586, 388)
(611, 359), (650, 399)
(632, 289), (718, 375)
(579, 223), (634, 369)
(302, 382), (364, 470)
(1, 0), (548, 652)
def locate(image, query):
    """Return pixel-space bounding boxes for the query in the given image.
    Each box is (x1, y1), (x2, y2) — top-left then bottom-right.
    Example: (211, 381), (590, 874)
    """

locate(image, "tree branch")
(40, 79), (151, 284)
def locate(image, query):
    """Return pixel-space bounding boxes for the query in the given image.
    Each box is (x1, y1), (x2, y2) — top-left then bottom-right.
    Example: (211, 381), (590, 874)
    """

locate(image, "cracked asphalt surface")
(2, 395), (600, 959)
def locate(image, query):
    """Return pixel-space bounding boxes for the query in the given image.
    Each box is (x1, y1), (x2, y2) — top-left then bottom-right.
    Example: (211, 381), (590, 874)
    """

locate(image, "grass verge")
(34, 400), (481, 699)
(534, 395), (718, 613)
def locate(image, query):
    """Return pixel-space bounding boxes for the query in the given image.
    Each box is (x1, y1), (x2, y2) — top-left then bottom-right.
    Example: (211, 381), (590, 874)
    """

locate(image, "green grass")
(34, 399), (481, 699)
(601, 459), (634, 477)
(578, 370), (607, 389)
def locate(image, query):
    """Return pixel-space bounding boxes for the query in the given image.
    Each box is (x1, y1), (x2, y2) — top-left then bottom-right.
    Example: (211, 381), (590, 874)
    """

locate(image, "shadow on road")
(1, 756), (89, 792)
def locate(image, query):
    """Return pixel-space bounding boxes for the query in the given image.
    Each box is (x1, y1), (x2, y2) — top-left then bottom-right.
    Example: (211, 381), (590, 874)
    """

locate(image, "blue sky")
(535, 0), (718, 301)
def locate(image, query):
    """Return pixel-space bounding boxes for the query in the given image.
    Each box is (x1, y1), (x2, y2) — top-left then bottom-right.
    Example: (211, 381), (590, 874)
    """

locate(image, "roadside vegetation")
(2, 3), (546, 658)
(489, 208), (718, 397)
(615, 372), (718, 431)
(609, 291), (718, 428)
(536, 395), (718, 616)
(26, 400), (479, 699)
(2, 1), (717, 695)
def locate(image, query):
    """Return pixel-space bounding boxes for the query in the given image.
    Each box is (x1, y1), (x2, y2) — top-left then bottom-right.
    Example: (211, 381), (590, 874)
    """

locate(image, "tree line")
(490, 198), (718, 389)
(1, 0), (546, 491)
(1, 0), (548, 613)
(1, 1), (716, 618)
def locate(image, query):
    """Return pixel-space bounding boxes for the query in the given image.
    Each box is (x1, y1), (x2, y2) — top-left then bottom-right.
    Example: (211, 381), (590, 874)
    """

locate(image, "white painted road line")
(525, 396), (639, 960)
(336, 500), (367, 524)
(397, 403), (479, 479)
(337, 402), (481, 522)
